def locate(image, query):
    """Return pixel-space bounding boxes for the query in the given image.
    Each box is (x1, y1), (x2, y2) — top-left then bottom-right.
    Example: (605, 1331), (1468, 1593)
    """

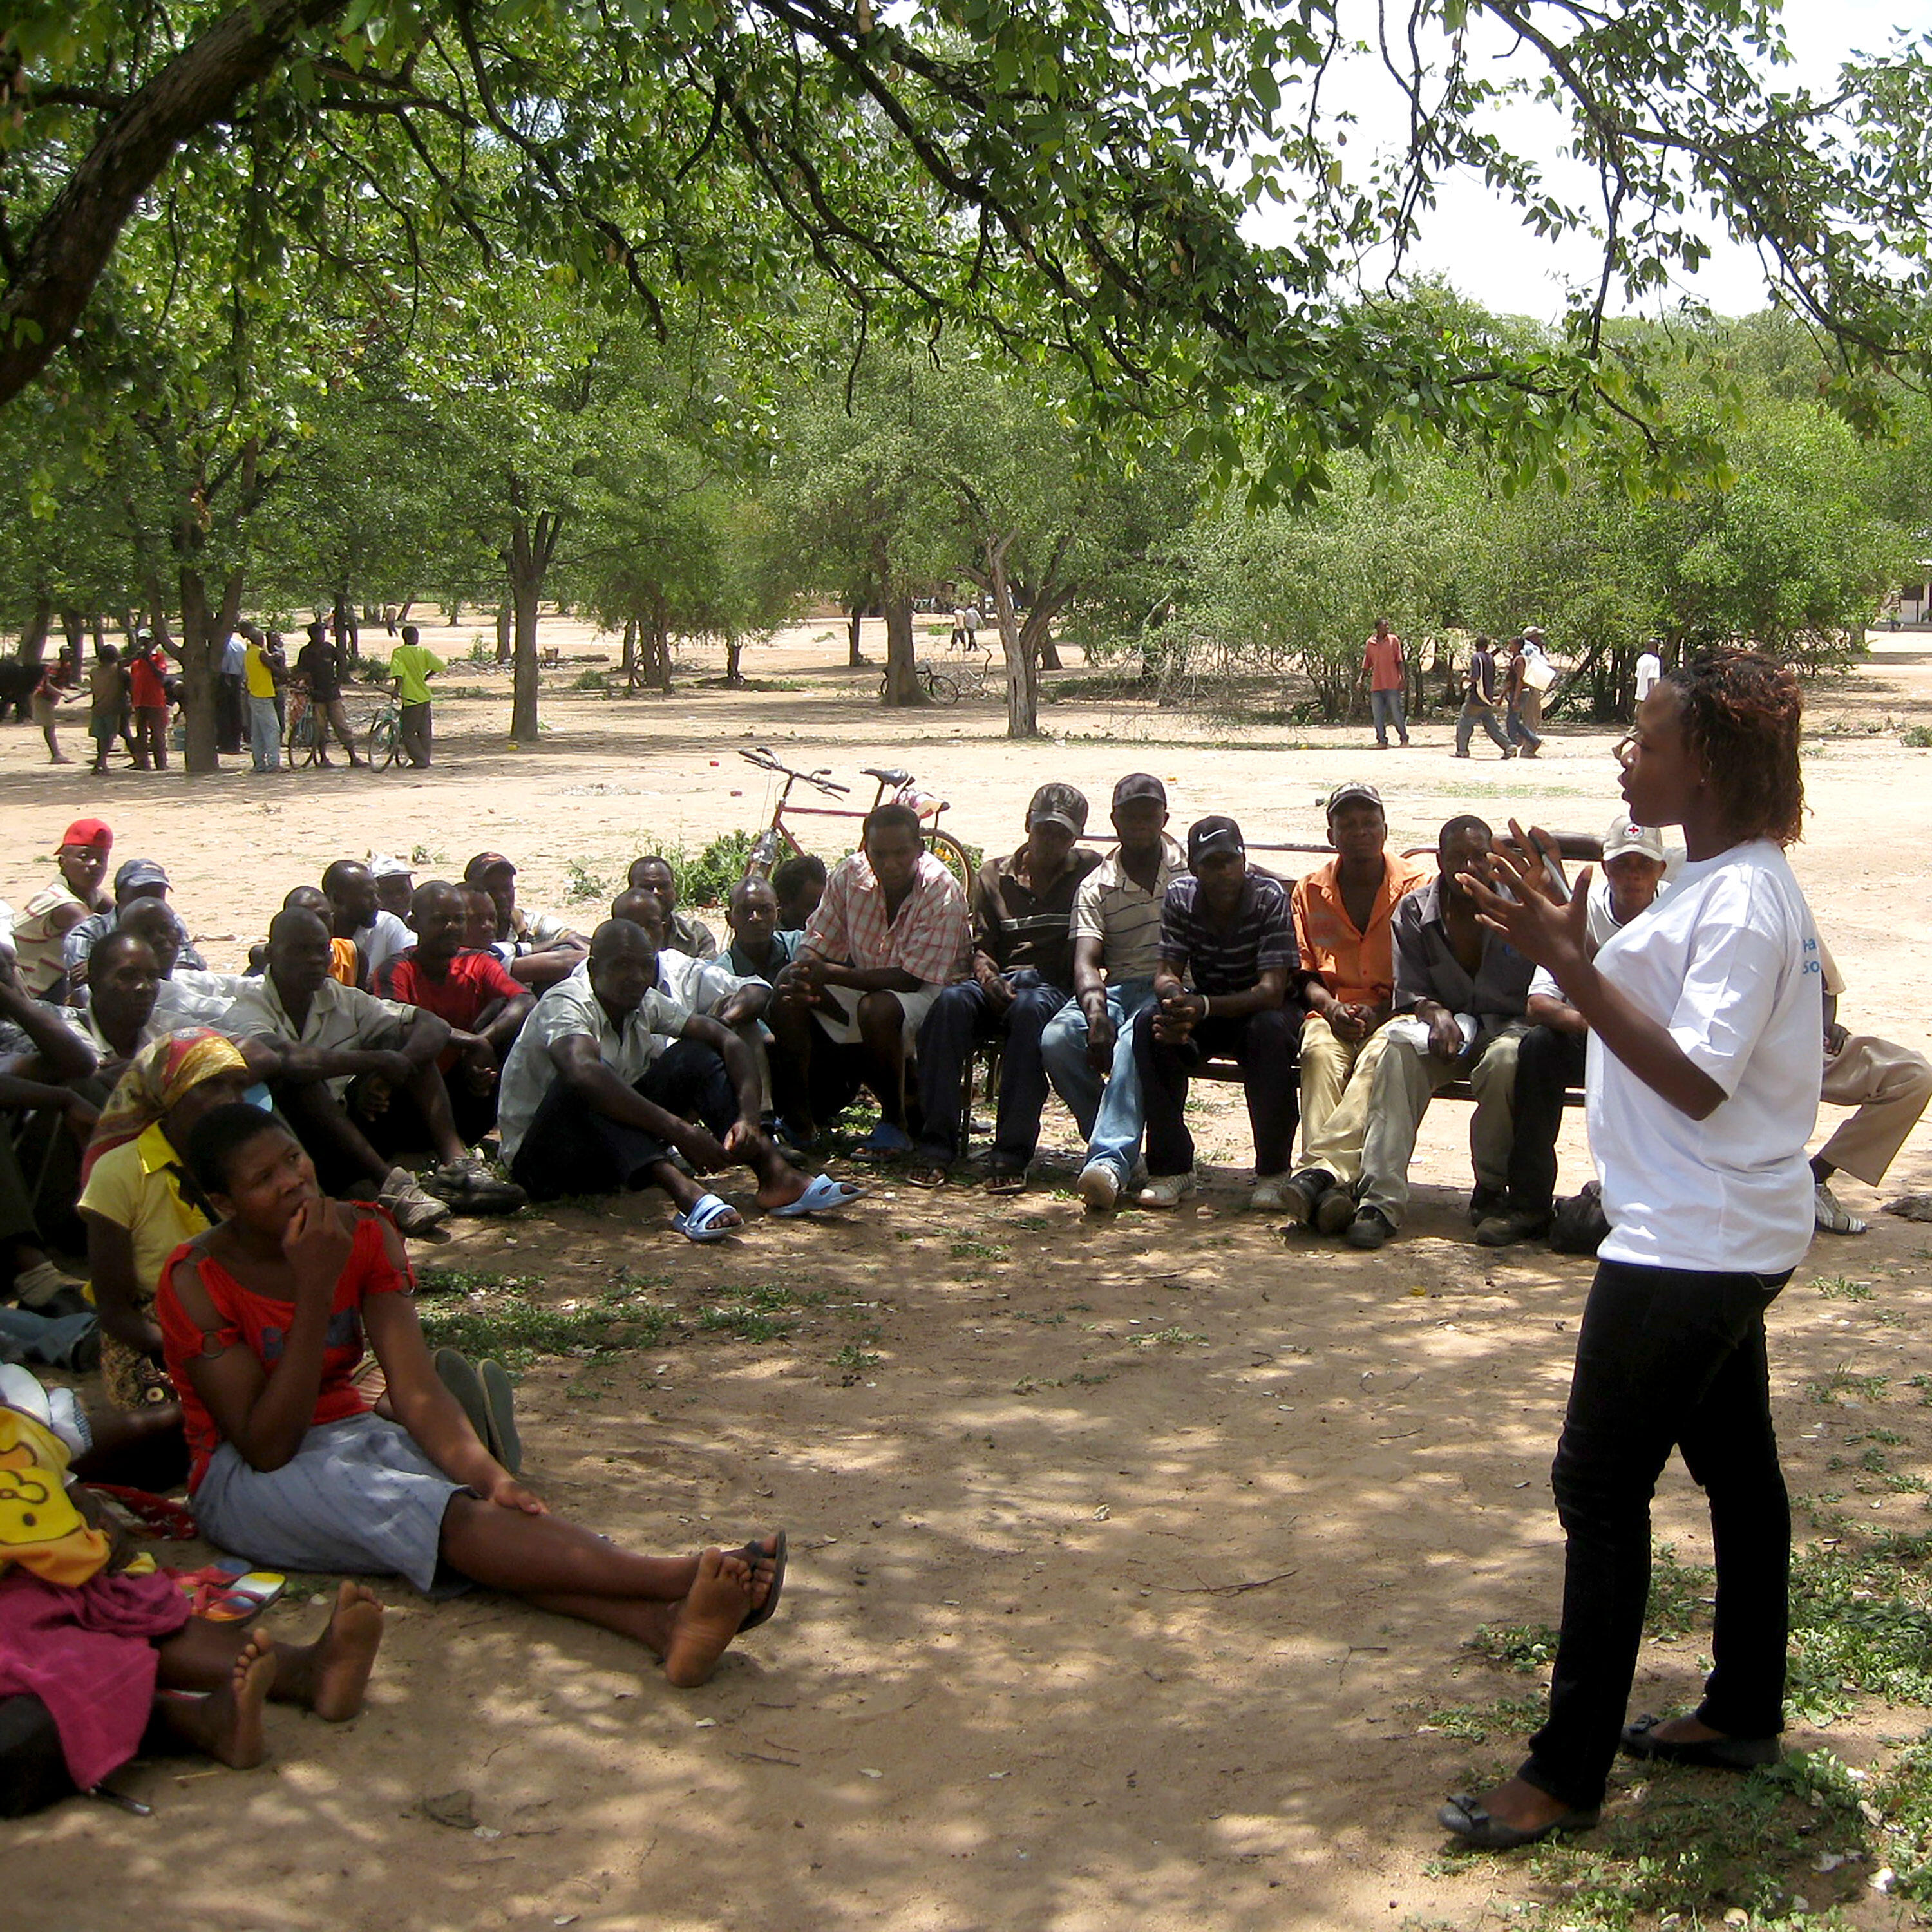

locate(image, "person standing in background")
(1358, 618), (1410, 749)
(389, 625), (445, 769)
(126, 634), (171, 771)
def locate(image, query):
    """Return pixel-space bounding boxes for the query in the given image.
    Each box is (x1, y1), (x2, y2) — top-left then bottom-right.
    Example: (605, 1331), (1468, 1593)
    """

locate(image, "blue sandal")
(672, 1192), (741, 1242)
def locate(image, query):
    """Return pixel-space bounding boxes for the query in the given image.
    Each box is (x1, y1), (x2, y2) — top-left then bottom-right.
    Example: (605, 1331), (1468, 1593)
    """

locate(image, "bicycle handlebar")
(739, 746), (851, 795)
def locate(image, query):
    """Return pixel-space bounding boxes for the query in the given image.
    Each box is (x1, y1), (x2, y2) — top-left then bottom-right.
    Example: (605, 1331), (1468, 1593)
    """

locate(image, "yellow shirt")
(244, 640), (278, 699)
(390, 643), (445, 706)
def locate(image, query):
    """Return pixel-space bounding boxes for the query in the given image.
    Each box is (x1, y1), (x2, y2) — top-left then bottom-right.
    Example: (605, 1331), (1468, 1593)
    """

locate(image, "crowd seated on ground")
(3, 736), (1928, 1804)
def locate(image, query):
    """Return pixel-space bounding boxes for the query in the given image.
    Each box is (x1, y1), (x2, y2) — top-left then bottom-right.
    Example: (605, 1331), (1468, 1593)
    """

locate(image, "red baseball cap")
(57, 818), (113, 853)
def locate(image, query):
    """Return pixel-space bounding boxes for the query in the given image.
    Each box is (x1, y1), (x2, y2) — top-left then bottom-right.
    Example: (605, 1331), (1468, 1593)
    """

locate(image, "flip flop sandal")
(850, 1122), (913, 1162)
(433, 1348), (493, 1446)
(736, 1530), (788, 1632)
(478, 1358), (523, 1475)
(771, 1173), (867, 1218)
(673, 1191), (741, 1242)
(983, 1168), (1027, 1195)
(902, 1164), (951, 1190)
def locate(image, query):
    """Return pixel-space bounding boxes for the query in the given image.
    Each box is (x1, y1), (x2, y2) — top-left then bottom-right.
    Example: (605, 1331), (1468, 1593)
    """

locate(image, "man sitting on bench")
(1134, 815), (1301, 1209)
(1281, 815), (1532, 1249)
(1475, 816), (1669, 1247)
(907, 784), (1098, 1193)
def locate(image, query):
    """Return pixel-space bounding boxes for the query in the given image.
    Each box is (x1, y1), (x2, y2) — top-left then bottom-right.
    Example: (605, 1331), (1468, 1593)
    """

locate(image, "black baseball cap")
(1325, 781), (1383, 819)
(1187, 815), (1244, 868)
(464, 851), (516, 883)
(1112, 773), (1166, 810)
(1027, 782), (1089, 835)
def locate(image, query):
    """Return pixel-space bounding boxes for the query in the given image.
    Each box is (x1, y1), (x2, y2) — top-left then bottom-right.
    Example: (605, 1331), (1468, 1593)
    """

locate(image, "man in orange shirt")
(1287, 782), (1426, 1159)
(1358, 618), (1410, 748)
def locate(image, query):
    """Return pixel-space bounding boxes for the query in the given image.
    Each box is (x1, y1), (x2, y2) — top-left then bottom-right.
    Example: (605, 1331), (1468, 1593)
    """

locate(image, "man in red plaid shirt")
(768, 804), (970, 1156)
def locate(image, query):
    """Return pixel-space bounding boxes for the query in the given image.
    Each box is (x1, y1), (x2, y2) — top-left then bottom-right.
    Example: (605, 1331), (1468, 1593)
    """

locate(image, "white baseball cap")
(1601, 815), (1666, 863)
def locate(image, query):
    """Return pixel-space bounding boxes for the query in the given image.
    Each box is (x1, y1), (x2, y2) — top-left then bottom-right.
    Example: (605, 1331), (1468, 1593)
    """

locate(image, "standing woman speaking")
(1439, 652), (1821, 1848)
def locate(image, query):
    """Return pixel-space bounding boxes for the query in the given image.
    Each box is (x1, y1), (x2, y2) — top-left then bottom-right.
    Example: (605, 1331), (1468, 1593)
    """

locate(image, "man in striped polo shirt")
(1041, 773), (1188, 1212)
(908, 784), (1100, 1191)
(1134, 815), (1305, 1209)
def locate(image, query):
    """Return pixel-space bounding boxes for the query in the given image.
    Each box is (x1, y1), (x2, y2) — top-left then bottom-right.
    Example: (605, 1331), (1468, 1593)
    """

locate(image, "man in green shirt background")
(388, 624), (446, 768)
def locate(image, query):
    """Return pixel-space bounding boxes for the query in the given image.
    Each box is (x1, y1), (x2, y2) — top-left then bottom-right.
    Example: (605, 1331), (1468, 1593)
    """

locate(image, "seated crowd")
(1, 772), (1926, 1799)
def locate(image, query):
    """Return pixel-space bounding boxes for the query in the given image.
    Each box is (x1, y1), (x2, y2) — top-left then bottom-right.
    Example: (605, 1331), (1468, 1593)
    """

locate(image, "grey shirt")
(1391, 875), (1533, 1042)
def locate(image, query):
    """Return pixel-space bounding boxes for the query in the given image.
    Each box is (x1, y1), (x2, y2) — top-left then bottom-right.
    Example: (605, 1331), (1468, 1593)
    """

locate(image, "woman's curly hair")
(1665, 650), (1804, 848)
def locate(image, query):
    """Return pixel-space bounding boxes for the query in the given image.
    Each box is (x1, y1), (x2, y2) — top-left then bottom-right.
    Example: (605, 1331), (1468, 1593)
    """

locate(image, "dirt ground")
(6, 620), (1932, 1932)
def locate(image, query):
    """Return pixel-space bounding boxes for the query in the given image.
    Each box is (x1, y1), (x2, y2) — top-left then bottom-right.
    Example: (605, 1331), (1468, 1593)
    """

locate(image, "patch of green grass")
(697, 1303), (792, 1341)
(949, 1238), (1010, 1261)
(1467, 1621), (1560, 1672)
(832, 1340), (884, 1379)
(1786, 1537), (1932, 1721)
(1419, 1692), (1546, 1744)
(1488, 1750), (1872, 1929)
(418, 1286), (674, 1370)
(415, 1265), (540, 1298)
(1813, 1273), (1874, 1301)
(1132, 1325), (1208, 1349)
(564, 858), (610, 902)
(1902, 723), (1932, 748)
(1910, 1373), (1932, 1406)
(1808, 1368), (1889, 1405)
(1644, 1540), (1714, 1641)
(570, 668), (608, 691)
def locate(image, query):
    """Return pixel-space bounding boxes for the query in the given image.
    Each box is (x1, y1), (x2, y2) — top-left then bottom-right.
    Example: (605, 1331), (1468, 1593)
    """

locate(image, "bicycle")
(878, 662), (961, 706)
(737, 746), (973, 889)
(285, 688), (406, 768)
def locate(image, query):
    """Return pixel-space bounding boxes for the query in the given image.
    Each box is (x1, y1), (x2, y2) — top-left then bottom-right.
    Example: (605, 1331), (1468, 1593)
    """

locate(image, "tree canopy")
(5, 1), (1931, 504)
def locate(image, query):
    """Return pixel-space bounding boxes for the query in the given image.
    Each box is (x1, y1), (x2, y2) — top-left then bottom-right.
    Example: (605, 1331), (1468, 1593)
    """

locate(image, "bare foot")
(310, 1580), (385, 1721)
(755, 1167), (810, 1211)
(163, 1627), (276, 1769)
(661, 1548), (755, 1688)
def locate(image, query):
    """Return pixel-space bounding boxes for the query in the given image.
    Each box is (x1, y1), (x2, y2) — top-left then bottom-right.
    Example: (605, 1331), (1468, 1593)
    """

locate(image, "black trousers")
(913, 969), (1070, 1165)
(509, 1040), (734, 1201)
(1522, 1258), (1793, 1808)
(1133, 1005), (1298, 1178)
(1504, 1023), (1589, 1212)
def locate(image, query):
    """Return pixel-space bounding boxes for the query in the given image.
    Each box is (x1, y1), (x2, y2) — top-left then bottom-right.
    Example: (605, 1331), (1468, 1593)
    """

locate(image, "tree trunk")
(880, 595), (926, 705)
(17, 594), (53, 666)
(621, 615), (639, 689)
(724, 636), (746, 686)
(506, 503), (562, 742)
(494, 604), (511, 663)
(986, 536), (1039, 739)
(177, 568), (222, 773)
(58, 608), (85, 660)
(848, 601), (867, 667)
(1035, 632), (1062, 671)
(332, 587), (359, 660)
(646, 612), (672, 692)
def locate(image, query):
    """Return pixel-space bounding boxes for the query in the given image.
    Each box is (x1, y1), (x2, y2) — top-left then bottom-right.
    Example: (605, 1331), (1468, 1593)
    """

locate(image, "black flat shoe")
(1438, 1792), (1600, 1850)
(1620, 1714), (1780, 1770)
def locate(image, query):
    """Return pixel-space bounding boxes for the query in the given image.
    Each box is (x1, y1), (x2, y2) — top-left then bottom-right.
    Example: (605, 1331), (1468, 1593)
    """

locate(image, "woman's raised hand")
(1459, 818), (1592, 977)
(282, 1197), (353, 1294)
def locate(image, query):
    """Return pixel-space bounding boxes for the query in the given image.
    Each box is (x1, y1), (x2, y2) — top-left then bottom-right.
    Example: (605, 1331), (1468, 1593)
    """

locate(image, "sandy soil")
(5, 620), (1932, 1932)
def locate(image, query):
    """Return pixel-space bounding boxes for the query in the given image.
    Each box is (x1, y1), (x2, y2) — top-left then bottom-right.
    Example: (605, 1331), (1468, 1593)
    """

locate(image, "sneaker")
(379, 1165), (454, 1235)
(1077, 1162), (1122, 1213)
(1137, 1173), (1195, 1209)
(425, 1154), (528, 1217)
(1345, 1206), (1396, 1250)
(1251, 1174), (1291, 1211)
(1475, 1207), (1553, 1248)
(1277, 1167), (1334, 1229)
(1814, 1180), (1868, 1236)
(1314, 1186), (1360, 1236)
(1468, 1182), (1505, 1226)
(1502, 746), (1519, 759)
(11, 1260), (86, 1313)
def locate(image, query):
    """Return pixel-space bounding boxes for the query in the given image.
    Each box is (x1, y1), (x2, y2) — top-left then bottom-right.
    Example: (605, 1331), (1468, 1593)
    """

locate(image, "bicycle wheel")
(924, 830), (973, 892)
(368, 712), (404, 768)
(877, 673), (890, 702)
(923, 671), (960, 706)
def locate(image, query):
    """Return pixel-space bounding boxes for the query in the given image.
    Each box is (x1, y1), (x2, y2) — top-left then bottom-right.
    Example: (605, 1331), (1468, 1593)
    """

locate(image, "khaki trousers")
(1817, 1034), (1932, 1186)
(1299, 1010), (1368, 1152)
(1302, 1021), (1526, 1228)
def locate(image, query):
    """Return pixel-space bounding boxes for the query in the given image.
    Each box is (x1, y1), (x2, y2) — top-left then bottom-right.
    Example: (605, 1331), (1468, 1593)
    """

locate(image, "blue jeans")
(1369, 687), (1408, 745)
(1040, 976), (1158, 1182)
(247, 692), (281, 770)
(1506, 699), (1544, 753)
(1455, 699), (1512, 755)
(913, 970), (1070, 1166)
(0, 1304), (97, 1370)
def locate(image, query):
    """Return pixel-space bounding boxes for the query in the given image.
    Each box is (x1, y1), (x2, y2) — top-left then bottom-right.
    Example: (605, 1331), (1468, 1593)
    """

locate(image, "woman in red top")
(158, 1104), (784, 1687)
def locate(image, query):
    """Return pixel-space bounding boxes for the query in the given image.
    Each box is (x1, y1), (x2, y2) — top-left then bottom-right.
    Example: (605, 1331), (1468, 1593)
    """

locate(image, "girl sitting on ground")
(0, 1368), (383, 1792)
(155, 1103), (783, 1687)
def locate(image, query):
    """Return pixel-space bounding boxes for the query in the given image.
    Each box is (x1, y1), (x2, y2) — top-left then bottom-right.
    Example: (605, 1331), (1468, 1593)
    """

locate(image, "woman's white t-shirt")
(1587, 838), (1821, 1274)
